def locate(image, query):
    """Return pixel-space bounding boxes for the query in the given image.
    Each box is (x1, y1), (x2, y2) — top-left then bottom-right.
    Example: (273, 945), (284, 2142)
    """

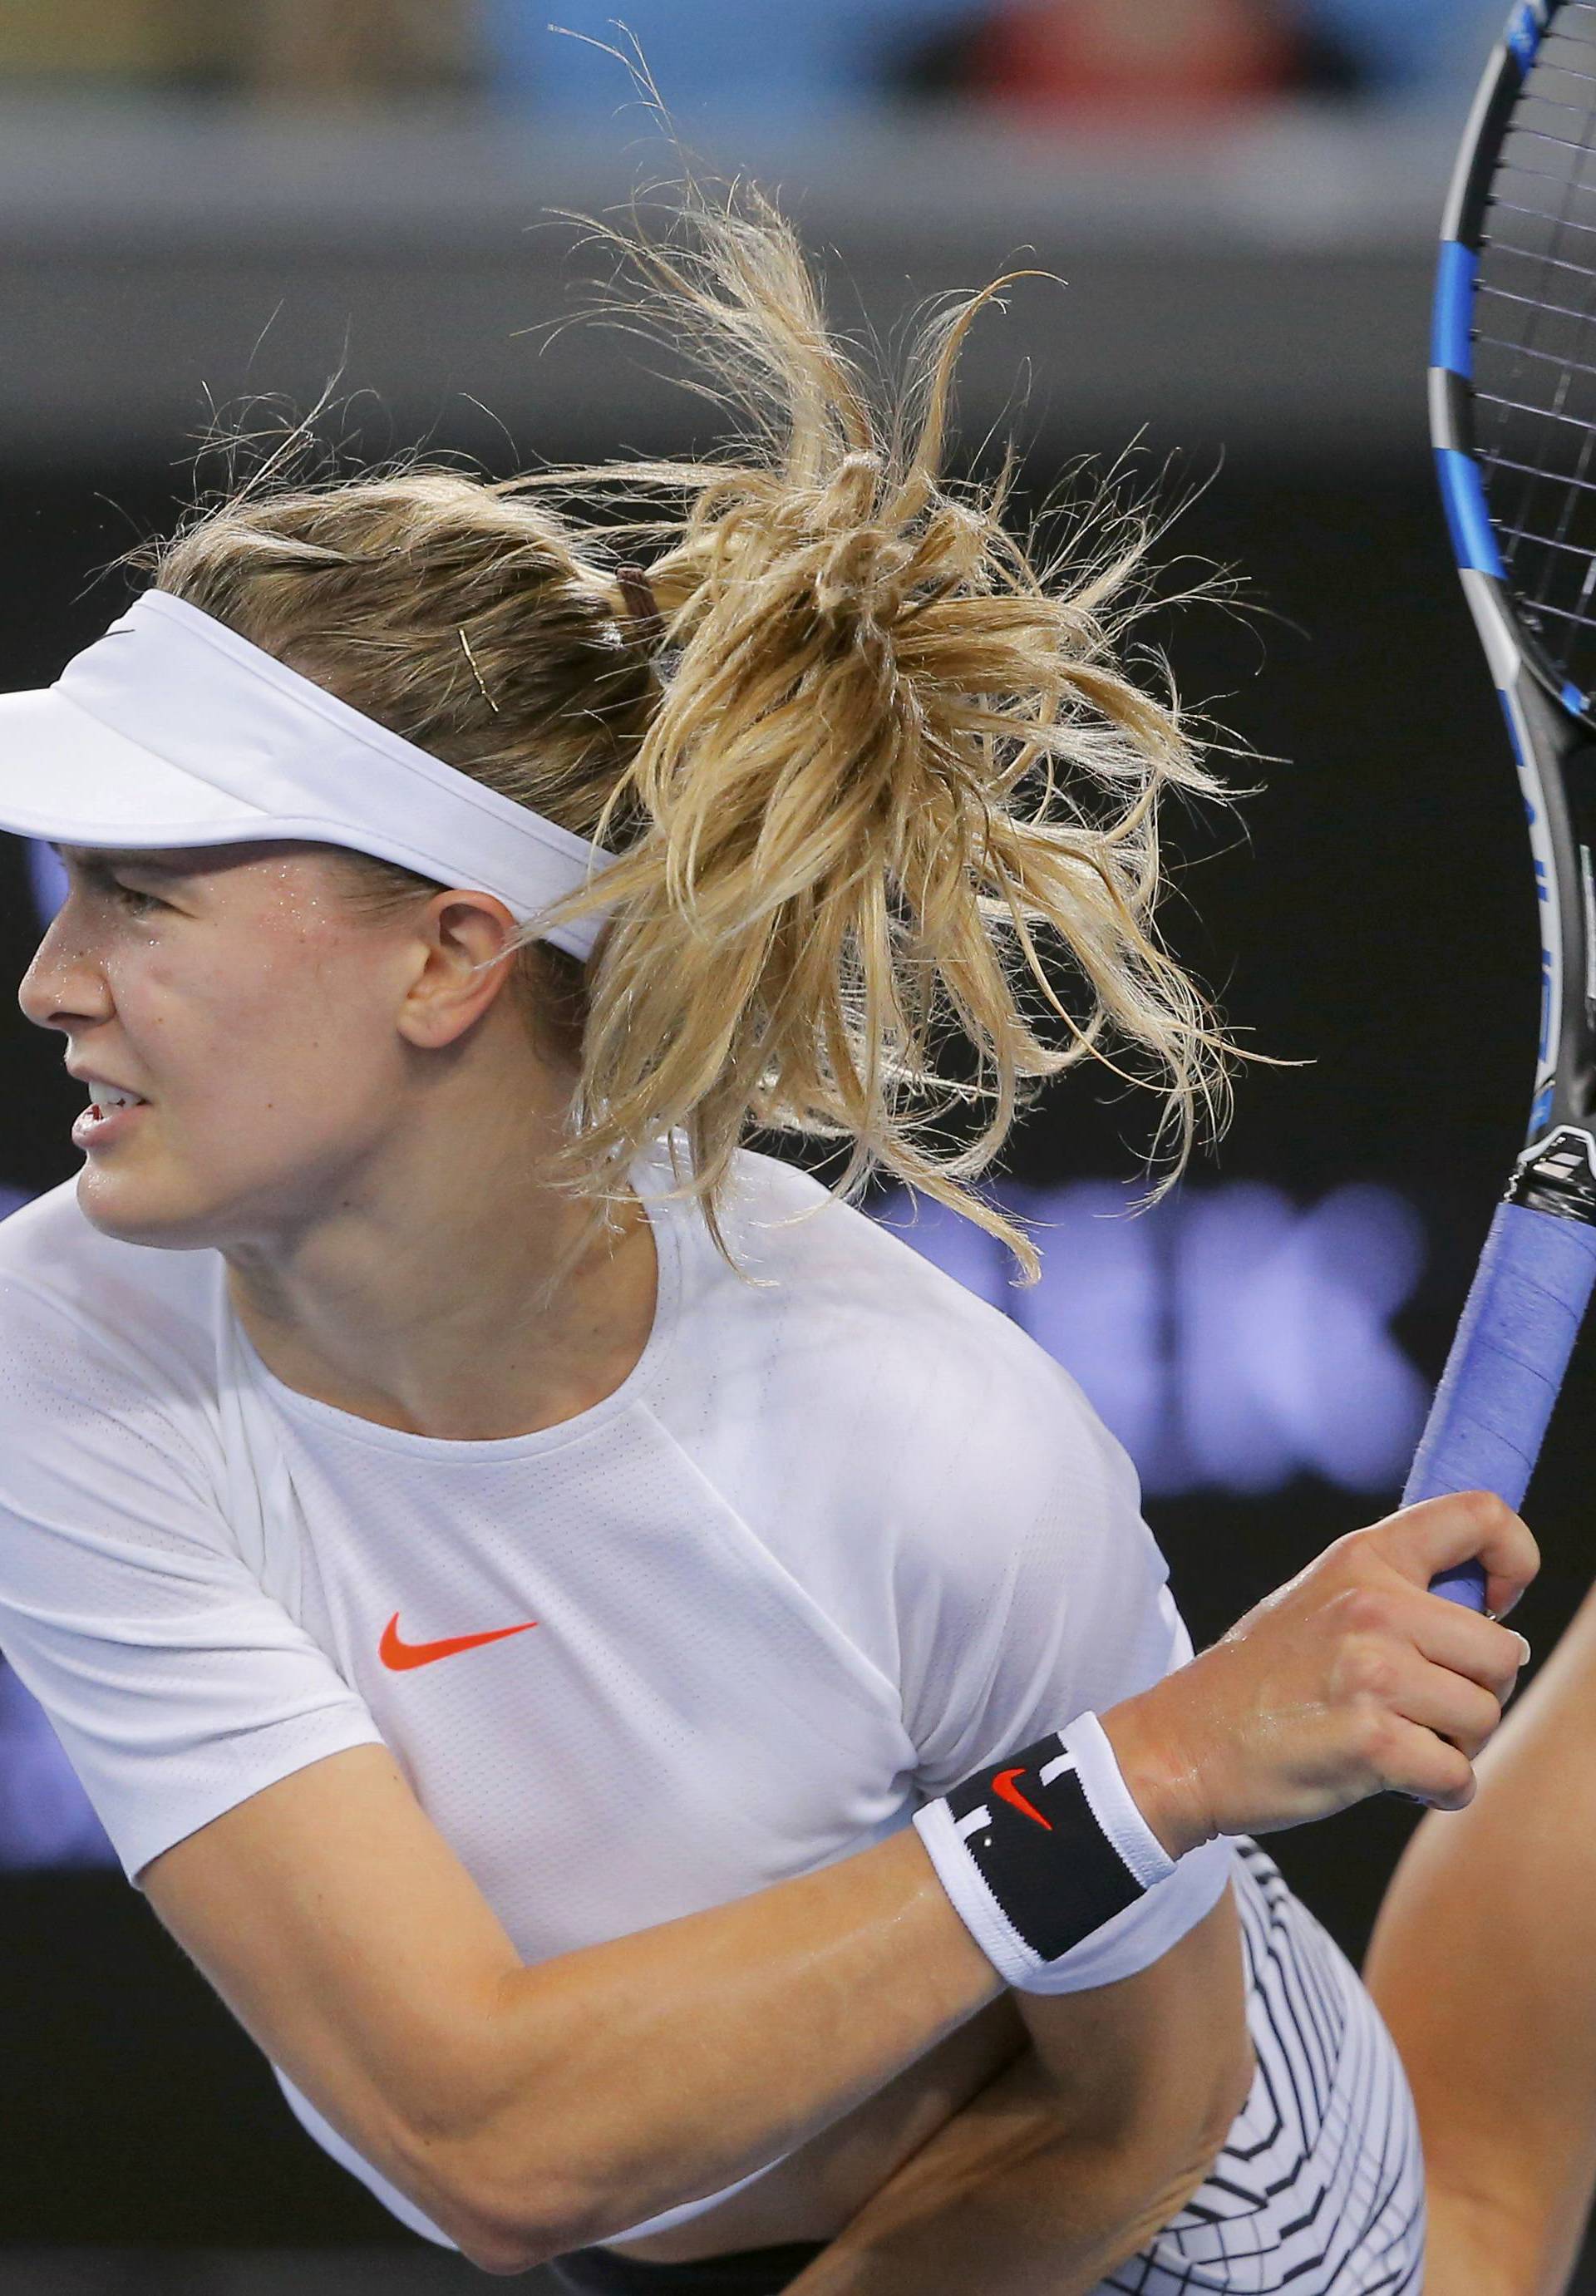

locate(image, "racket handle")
(1403, 1200), (1596, 1609)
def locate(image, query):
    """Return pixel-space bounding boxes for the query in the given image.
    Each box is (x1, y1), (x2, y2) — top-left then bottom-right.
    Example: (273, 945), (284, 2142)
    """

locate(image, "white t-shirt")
(0, 1141), (1230, 2247)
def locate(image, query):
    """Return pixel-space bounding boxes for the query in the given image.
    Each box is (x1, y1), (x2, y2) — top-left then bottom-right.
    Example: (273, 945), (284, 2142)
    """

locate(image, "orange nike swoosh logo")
(378, 1613), (538, 1672)
(991, 1767), (1052, 1830)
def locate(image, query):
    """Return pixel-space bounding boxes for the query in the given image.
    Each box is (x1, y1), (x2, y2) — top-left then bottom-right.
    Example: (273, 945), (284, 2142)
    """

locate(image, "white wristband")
(913, 1710), (1177, 1993)
(1064, 1709), (1177, 1888)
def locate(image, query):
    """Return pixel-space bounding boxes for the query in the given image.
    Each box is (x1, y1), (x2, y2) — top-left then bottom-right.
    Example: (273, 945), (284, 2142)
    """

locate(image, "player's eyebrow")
(48, 844), (192, 875)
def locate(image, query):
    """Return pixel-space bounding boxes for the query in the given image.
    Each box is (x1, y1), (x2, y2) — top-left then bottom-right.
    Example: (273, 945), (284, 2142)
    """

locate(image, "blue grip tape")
(1405, 1202), (1596, 1608)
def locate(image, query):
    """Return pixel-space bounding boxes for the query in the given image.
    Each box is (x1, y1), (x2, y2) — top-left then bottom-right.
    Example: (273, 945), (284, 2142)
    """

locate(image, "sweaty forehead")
(46, 841), (309, 878)
(50, 842), (197, 873)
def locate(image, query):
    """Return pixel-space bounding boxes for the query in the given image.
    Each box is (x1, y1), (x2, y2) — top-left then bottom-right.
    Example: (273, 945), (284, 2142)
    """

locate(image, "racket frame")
(1400, 0), (1596, 1594)
(1431, 0), (1596, 1219)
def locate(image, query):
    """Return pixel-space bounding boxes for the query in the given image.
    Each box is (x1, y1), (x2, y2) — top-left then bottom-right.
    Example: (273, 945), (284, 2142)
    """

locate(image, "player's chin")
(74, 1166), (232, 1250)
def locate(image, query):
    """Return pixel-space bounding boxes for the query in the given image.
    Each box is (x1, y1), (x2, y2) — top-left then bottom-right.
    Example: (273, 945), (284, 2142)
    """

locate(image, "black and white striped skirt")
(1098, 1839), (1426, 2295)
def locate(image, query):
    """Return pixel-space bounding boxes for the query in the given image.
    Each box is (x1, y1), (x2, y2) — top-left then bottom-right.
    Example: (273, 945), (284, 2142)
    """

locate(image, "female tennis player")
(0, 178), (1539, 2296)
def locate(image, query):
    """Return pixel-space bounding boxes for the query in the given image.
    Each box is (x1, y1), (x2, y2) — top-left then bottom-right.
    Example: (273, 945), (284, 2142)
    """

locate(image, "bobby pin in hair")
(456, 626), (503, 714)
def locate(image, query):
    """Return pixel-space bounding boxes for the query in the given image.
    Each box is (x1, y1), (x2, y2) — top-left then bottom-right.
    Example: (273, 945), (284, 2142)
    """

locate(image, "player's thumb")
(1377, 1490), (1539, 1619)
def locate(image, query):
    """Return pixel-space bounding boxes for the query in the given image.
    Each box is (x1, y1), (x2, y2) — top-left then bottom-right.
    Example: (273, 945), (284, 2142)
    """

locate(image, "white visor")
(0, 589), (616, 962)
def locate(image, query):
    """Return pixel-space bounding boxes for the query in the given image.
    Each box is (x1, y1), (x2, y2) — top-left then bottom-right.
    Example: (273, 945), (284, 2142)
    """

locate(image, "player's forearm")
(448, 1824), (1004, 2264)
(1364, 1574), (1596, 2296)
(342, 1687), (1212, 2264)
(449, 1716), (1219, 2262)
(781, 2042), (1230, 2296)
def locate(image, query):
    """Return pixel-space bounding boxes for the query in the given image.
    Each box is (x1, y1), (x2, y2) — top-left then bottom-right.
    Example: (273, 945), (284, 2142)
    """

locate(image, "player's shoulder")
(686, 1148), (1122, 1495)
(707, 1146), (1031, 1347)
(680, 1155), (1156, 1672)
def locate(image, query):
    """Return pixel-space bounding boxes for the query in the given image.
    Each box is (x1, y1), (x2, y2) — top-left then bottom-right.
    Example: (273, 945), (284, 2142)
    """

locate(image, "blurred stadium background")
(7, 0), (1595, 2288)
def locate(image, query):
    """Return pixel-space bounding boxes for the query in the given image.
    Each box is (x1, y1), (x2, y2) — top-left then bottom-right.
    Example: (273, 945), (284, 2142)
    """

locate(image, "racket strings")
(1473, 448), (1596, 499)
(1477, 388), (1596, 432)
(1486, 594), (1596, 629)
(1474, 7), (1596, 686)
(1478, 278), (1596, 329)
(1491, 524), (1596, 562)
(1478, 332), (1596, 384)
(1489, 185), (1596, 229)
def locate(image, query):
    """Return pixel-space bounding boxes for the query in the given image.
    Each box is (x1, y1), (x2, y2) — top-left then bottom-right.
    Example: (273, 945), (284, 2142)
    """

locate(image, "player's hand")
(1100, 1492), (1539, 1860)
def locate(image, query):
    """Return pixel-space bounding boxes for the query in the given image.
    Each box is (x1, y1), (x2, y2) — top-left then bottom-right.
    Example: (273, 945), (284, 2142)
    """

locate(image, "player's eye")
(113, 882), (165, 914)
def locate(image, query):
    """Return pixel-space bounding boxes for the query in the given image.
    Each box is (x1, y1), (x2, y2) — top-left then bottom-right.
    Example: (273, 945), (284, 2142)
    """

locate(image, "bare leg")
(1364, 1578), (1596, 2296)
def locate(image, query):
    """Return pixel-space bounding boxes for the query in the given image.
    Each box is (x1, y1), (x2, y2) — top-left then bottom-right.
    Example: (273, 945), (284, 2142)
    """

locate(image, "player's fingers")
(1369, 1712), (1478, 1812)
(1401, 1591), (1532, 1706)
(1391, 1657), (1508, 1763)
(1482, 1559), (1538, 1628)
(1365, 1492), (1539, 1614)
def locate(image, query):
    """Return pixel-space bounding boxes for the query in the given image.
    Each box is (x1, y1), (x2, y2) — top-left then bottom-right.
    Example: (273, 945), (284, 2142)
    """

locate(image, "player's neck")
(226, 1195), (658, 1442)
(220, 1091), (662, 1443)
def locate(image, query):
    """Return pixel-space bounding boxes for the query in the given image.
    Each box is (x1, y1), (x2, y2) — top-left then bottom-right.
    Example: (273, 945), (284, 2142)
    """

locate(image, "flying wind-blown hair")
(128, 174), (1239, 1282)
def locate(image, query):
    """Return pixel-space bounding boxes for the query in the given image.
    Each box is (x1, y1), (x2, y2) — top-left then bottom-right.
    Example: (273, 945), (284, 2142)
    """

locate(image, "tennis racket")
(1413, 0), (1596, 1606)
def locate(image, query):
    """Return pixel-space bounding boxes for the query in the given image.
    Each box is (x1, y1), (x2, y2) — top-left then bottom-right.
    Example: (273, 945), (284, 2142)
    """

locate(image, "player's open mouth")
(72, 1098), (151, 1149)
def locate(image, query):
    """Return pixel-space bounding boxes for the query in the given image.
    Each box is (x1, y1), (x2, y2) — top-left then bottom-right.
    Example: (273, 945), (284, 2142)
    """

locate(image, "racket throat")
(1510, 1124), (1596, 1220)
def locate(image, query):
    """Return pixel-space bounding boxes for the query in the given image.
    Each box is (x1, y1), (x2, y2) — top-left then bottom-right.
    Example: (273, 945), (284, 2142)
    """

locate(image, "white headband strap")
(50, 590), (618, 962)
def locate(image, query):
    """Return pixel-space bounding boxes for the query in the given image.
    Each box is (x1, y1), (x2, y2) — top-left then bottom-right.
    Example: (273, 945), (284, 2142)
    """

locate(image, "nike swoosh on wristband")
(378, 1613), (539, 1671)
(991, 1766), (1053, 1830)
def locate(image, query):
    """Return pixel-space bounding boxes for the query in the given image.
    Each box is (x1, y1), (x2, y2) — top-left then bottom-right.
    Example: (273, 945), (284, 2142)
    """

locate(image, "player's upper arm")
(901, 1338), (1236, 1996)
(0, 1286), (387, 1885)
(140, 1741), (568, 2273)
(0, 1293), (550, 2269)
(1012, 1880), (1251, 2171)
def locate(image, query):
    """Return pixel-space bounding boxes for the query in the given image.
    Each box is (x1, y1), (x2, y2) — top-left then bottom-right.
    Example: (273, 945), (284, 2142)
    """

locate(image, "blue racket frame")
(1419, 0), (1596, 1603)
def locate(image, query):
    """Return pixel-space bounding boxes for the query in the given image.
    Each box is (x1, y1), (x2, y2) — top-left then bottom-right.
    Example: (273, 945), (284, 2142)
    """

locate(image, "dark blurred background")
(6, 0), (1592, 2288)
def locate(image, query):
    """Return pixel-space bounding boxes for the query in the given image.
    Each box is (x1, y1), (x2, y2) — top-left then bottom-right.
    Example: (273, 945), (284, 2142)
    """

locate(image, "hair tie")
(615, 564), (666, 653)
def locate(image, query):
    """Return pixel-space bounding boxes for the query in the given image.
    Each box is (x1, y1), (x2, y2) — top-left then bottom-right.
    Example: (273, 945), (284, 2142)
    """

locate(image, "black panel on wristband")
(942, 1732), (1146, 1962)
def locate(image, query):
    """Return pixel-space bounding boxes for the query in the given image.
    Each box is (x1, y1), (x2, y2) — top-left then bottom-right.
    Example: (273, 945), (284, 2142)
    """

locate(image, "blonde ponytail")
(530, 179), (1237, 1275)
(134, 170), (1240, 1283)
